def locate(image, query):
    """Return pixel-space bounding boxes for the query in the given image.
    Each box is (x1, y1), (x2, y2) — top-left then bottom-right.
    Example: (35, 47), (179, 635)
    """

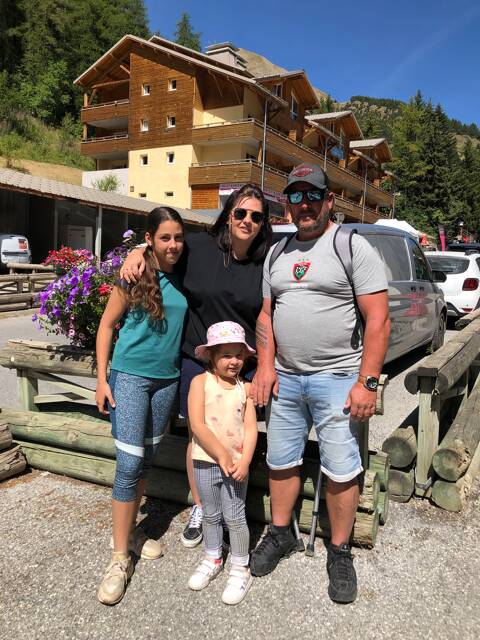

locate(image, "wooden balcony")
(80, 132), (129, 157)
(189, 160), (387, 223)
(81, 100), (129, 125)
(192, 120), (394, 209)
(189, 160), (288, 194)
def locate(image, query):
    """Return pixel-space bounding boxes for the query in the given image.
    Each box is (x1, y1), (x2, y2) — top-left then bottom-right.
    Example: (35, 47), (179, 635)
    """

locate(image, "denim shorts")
(266, 370), (363, 482)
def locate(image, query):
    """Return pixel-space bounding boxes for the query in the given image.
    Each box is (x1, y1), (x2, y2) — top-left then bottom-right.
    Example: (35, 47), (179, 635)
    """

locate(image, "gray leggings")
(193, 460), (250, 566)
(109, 369), (178, 502)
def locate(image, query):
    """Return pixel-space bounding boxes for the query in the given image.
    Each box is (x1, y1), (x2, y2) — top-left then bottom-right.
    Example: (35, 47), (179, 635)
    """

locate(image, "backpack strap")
(269, 233), (294, 272)
(268, 233), (294, 314)
(333, 225), (364, 350)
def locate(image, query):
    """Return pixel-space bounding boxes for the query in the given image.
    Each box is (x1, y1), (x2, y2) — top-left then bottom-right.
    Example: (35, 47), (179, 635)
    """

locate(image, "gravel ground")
(1, 316), (479, 640)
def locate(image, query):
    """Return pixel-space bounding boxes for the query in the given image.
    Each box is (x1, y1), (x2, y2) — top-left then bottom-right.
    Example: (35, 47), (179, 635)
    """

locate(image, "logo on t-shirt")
(293, 261), (311, 281)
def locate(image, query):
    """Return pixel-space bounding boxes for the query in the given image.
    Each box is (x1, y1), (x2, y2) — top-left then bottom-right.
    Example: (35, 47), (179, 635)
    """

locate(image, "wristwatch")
(358, 375), (379, 392)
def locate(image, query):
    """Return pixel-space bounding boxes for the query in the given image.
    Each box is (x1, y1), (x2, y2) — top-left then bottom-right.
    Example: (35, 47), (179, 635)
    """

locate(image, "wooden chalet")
(75, 35), (394, 222)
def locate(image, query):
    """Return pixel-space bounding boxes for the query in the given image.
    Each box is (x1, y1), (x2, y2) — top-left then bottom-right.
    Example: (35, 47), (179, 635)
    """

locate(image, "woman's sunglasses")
(287, 189), (326, 205)
(232, 208), (264, 224)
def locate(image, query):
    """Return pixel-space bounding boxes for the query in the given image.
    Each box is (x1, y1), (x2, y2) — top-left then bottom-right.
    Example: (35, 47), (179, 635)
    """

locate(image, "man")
(250, 163), (390, 604)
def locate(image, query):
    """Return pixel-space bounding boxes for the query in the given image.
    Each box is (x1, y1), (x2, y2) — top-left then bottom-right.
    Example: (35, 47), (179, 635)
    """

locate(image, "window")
(290, 94), (298, 120)
(142, 84), (151, 96)
(167, 115), (176, 128)
(168, 79), (177, 91)
(165, 191), (174, 197)
(365, 234), (411, 281)
(140, 119), (149, 132)
(273, 83), (282, 97)
(139, 193), (147, 198)
(166, 152), (175, 164)
(408, 238), (432, 281)
(129, 186), (134, 192)
(140, 154), (148, 166)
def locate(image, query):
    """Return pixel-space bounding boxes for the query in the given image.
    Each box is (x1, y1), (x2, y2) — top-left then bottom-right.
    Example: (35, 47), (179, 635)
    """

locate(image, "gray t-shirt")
(262, 226), (388, 374)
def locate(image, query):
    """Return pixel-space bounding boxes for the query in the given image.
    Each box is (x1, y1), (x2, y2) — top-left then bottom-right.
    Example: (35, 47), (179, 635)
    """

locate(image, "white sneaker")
(188, 556), (223, 591)
(221, 565), (253, 605)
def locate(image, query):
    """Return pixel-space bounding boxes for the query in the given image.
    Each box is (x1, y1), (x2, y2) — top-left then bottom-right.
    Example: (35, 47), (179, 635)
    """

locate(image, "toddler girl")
(187, 321), (257, 605)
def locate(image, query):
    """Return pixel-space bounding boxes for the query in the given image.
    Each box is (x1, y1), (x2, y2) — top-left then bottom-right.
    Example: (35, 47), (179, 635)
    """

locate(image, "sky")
(145, 0), (480, 127)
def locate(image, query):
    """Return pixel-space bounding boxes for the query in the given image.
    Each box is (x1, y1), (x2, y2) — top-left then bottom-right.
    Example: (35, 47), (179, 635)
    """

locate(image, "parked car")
(0, 234), (32, 272)
(447, 242), (480, 253)
(272, 223), (448, 363)
(425, 251), (480, 317)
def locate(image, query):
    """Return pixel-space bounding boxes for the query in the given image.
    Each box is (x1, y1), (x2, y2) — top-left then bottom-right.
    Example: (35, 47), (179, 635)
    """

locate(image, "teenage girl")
(95, 207), (187, 605)
(187, 321), (257, 605)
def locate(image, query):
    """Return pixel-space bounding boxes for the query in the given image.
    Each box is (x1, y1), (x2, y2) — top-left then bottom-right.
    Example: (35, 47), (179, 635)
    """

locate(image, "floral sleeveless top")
(191, 372), (246, 463)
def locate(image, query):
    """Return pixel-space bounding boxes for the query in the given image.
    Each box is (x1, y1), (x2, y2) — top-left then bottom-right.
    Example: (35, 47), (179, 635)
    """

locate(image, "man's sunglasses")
(233, 208), (264, 224)
(287, 189), (327, 205)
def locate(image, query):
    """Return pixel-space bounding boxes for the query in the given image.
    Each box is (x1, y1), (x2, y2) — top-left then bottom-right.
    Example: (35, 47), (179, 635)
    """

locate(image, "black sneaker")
(181, 505), (203, 548)
(327, 542), (357, 604)
(250, 525), (297, 576)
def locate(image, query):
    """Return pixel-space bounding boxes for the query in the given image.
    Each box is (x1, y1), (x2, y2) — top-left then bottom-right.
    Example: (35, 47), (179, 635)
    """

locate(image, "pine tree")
(174, 13), (201, 51)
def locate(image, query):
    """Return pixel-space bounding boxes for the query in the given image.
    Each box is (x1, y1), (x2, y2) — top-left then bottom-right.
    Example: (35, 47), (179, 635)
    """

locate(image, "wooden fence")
(382, 308), (480, 510)
(0, 263), (54, 313)
(0, 339), (390, 547)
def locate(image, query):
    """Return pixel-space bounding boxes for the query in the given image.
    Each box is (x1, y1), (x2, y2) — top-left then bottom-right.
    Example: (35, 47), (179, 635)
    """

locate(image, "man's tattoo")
(256, 320), (268, 349)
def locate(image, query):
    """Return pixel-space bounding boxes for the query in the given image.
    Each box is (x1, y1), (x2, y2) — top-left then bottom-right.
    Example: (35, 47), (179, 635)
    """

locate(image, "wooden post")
(95, 206), (103, 260)
(53, 200), (59, 251)
(415, 377), (440, 497)
(17, 369), (39, 412)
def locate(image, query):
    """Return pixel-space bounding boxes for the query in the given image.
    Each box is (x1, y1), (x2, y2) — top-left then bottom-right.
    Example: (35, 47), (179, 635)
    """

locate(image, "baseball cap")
(283, 163), (330, 194)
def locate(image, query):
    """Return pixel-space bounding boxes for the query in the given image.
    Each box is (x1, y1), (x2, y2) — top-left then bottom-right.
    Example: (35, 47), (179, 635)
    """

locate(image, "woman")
(96, 207), (187, 605)
(121, 184), (272, 547)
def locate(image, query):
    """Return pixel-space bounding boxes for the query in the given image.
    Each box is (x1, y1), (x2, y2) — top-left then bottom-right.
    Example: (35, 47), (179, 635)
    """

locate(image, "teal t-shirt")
(111, 271), (187, 379)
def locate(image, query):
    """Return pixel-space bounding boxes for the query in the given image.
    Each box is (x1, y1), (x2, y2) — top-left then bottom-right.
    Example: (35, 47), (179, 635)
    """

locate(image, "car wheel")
(429, 313), (446, 353)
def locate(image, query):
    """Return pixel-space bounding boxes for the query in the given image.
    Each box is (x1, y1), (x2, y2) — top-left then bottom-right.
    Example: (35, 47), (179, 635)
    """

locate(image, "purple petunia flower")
(123, 229), (134, 239)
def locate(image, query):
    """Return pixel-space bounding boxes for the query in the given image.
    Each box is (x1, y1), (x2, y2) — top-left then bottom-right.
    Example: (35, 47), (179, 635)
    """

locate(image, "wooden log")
(0, 340), (97, 378)
(0, 423), (13, 451)
(455, 308), (480, 330)
(404, 322), (480, 394)
(431, 441), (480, 512)
(432, 382), (480, 481)
(382, 424), (417, 468)
(0, 444), (27, 481)
(15, 440), (379, 547)
(0, 303), (30, 312)
(7, 262), (53, 272)
(3, 408), (379, 511)
(377, 490), (389, 525)
(0, 273), (54, 283)
(368, 450), (390, 491)
(388, 467), (414, 503)
(0, 292), (36, 304)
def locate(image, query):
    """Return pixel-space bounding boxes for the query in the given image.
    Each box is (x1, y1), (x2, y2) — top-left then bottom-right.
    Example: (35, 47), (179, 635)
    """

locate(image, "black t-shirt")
(181, 231), (264, 358)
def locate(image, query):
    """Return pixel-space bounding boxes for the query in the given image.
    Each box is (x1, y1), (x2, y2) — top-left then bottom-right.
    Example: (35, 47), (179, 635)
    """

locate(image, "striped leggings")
(194, 460), (249, 566)
(109, 370), (178, 502)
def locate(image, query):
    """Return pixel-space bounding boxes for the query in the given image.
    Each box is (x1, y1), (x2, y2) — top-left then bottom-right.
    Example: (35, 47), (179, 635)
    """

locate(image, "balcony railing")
(82, 132), (128, 144)
(82, 99), (129, 111)
(192, 118), (393, 205)
(190, 159), (386, 222)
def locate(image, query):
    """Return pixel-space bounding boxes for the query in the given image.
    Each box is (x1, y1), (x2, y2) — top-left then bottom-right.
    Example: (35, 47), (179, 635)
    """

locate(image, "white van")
(0, 234), (32, 272)
(271, 223), (448, 362)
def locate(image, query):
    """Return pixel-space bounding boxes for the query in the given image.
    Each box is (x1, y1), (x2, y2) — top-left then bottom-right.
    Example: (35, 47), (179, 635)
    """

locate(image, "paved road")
(1, 316), (478, 640)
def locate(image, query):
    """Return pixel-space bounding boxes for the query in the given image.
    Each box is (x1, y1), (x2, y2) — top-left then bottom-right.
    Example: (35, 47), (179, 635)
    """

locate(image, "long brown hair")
(129, 207), (184, 322)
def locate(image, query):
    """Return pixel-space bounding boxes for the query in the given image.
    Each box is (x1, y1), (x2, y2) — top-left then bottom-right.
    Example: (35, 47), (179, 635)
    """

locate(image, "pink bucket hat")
(195, 321), (256, 361)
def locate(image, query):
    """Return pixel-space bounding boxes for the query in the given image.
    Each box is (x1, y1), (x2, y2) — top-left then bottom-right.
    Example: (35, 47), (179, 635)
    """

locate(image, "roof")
(0, 169), (213, 226)
(350, 138), (393, 163)
(255, 69), (318, 109)
(74, 35), (287, 108)
(306, 110), (363, 139)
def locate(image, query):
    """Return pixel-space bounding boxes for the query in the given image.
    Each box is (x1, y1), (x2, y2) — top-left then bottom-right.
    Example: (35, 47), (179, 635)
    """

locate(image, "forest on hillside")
(0, 1), (478, 237)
